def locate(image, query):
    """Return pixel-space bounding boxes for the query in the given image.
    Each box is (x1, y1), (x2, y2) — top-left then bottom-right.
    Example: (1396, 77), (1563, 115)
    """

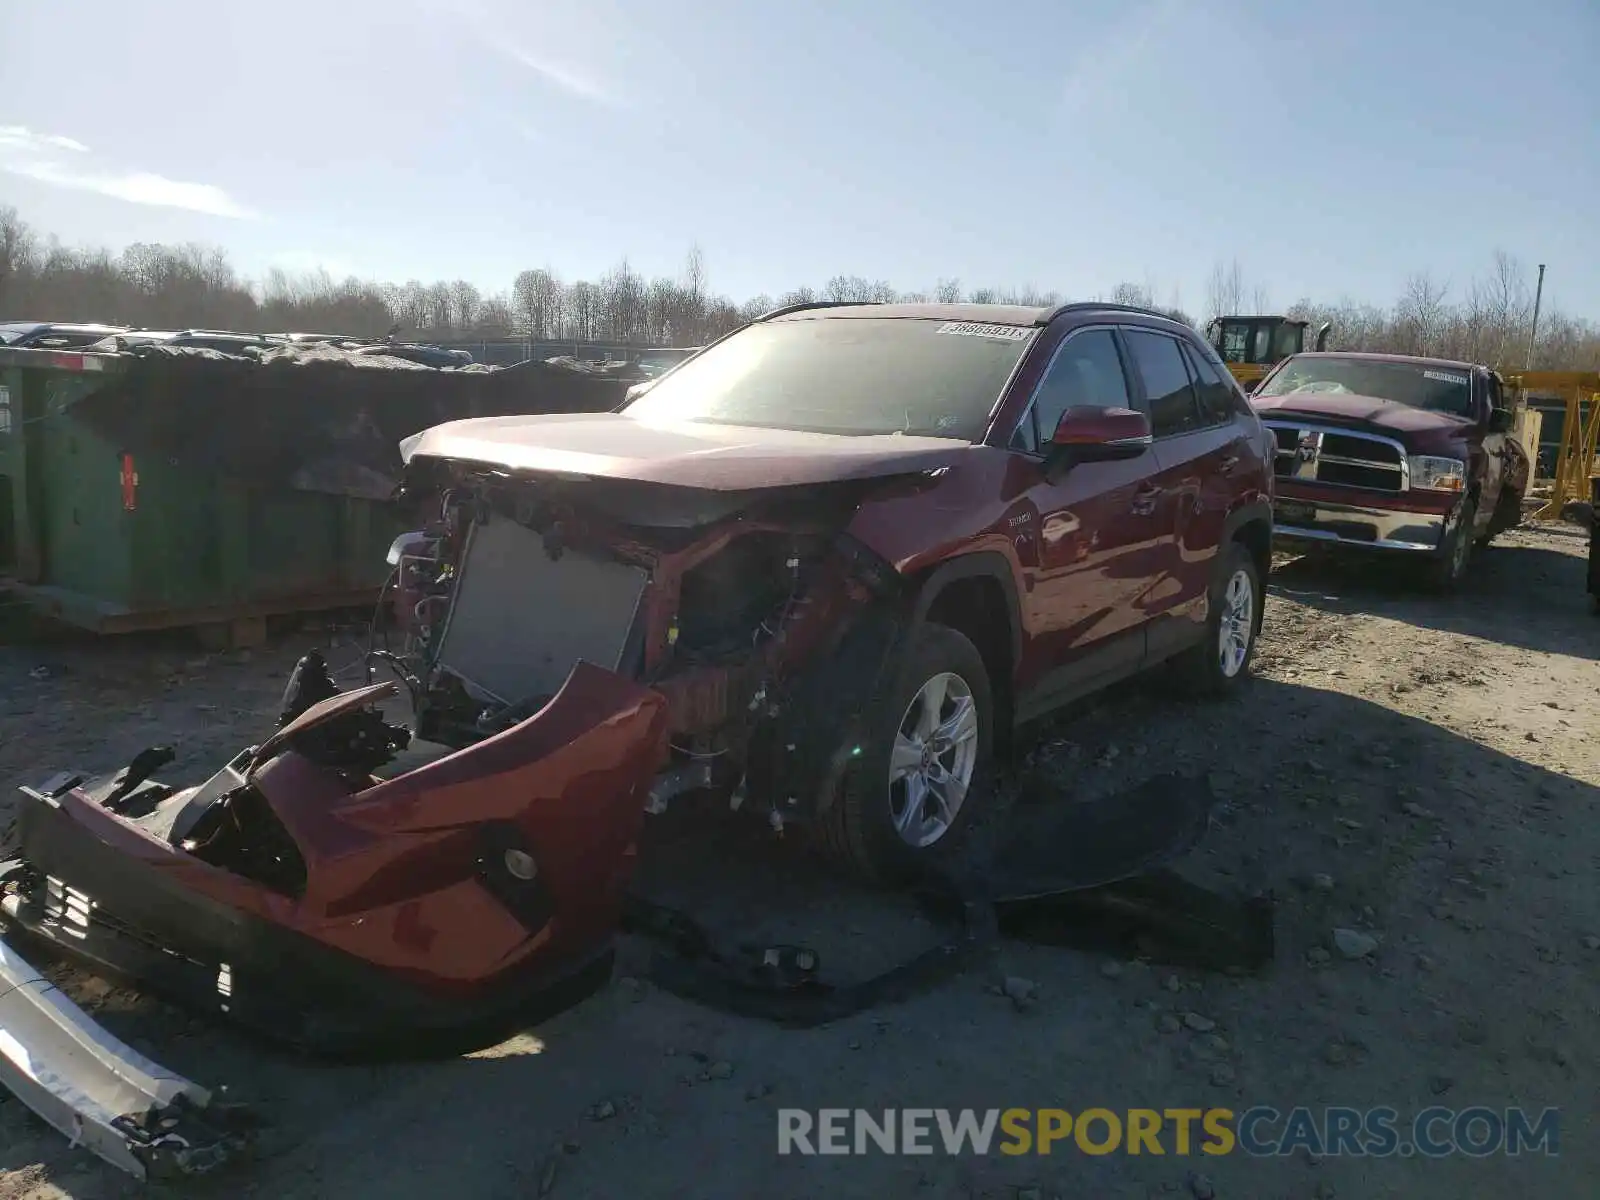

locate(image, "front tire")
(1425, 497), (1476, 592)
(1173, 541), (1262, 697)
(814, 622), (994, 883)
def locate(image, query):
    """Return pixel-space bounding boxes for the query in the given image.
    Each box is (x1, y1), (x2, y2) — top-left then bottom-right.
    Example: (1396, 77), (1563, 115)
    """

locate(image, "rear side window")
(1181, 341), (1240, 425)
(1123, 329), (1201, 437)
(1017, 329), (1133, 451)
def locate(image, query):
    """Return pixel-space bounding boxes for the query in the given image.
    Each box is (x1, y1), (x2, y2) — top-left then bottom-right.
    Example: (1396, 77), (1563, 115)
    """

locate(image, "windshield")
(621, 317), (1035, 439)
(1257, 355), (1475, 418)
(0, 324), (39, 346)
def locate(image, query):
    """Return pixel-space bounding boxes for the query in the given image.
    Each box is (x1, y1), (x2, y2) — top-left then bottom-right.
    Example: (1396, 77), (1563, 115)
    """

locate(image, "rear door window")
(1123, 329), (1202, 438)
(1181, 340), (1240, 425)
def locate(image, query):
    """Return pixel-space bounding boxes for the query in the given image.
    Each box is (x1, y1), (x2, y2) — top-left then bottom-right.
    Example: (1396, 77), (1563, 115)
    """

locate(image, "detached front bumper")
(1272, 485), (1459, 553)
(0, 660), (671, 1177)
(1, 662), (667, 1057)
(2, 785), (613, 1056)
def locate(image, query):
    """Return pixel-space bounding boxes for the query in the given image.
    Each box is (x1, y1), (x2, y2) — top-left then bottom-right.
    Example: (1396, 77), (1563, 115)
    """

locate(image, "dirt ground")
(1, 521), (1596, 1200)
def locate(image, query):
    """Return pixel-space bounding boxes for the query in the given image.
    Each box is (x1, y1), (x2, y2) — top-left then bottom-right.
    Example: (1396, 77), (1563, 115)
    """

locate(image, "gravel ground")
(1, 521), (1596, 1200)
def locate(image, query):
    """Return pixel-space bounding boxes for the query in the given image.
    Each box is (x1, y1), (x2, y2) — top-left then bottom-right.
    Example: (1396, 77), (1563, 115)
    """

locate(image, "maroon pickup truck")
(1250, 352), (1529, 589)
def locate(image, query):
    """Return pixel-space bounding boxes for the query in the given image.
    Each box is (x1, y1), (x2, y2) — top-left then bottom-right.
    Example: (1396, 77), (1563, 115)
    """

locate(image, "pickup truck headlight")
(1408, 455), (1466, 492)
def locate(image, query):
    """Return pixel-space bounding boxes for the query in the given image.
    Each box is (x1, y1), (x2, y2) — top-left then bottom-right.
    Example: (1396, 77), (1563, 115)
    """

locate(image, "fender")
(797, 550), (1025, 821)
(907, 550), (1026, 672)
(1220, 497), (1273, 548)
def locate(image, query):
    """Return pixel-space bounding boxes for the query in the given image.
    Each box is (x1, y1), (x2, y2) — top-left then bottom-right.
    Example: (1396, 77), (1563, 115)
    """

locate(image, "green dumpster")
(0, 345), (404, 635)
(0, 345), (646, 638)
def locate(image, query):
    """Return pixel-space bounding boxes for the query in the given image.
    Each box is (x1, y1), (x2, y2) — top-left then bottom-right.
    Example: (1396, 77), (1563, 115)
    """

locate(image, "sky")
(2, 0), (1597, 318)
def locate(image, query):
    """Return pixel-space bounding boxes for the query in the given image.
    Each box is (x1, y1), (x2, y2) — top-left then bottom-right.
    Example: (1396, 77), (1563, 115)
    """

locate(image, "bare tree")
(1397, 272), (1450, 356)
(449, 280), (482, 331)
(1, 219), (1596, 373)
(776, 286), (816, 308)
(1205, 259), (1246, 322)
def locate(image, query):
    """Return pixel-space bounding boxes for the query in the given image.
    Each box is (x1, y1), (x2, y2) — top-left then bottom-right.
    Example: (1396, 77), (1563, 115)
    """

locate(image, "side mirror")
(1488, 408), (1514, 434)
(1049, 406), (1152, 464)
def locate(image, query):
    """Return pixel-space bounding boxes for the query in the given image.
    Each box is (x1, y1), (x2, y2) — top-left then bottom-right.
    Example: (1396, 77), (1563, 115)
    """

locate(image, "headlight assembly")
(1407, 455), (1466, 492)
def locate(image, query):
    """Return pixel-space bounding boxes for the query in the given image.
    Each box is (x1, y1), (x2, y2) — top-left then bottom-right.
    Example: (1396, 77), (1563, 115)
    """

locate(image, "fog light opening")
(504, 848), (538, 881)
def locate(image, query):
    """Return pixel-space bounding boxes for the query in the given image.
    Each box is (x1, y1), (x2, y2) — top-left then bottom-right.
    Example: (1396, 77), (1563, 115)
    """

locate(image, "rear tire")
(1172, 542), (1262, 698)
(814, 622), (995, 884)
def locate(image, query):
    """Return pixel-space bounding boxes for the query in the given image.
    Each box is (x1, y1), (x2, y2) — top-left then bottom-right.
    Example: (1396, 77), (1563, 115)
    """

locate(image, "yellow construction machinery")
(1504, 370), (1600, 519)
(1207, 315), (1332, 390)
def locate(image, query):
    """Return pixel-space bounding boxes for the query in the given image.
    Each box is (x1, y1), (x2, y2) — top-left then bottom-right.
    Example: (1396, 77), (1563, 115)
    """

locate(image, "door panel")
(1118, 329), (1234, 657)
(1005, 327), (1170, 717)
(1018, 454), (1171, 708)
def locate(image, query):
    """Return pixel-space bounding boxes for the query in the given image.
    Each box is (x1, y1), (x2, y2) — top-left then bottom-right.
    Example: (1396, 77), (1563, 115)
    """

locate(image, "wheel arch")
(1222, 499), (1272, 630)
(908, 553), (1023, 739)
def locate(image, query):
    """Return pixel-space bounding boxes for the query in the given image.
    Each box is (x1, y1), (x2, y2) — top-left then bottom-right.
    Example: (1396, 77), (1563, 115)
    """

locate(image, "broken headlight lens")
(1407, 455), (1466, 492)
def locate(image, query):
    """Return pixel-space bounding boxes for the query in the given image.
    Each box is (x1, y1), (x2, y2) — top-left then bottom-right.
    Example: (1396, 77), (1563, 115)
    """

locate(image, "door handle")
(1131, 483), (1160, 516)
(1219, 455), (1239, 475)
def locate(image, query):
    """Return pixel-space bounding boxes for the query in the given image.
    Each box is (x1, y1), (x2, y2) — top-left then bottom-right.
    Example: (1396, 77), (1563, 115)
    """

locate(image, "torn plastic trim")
(0, 931), (254, 1180)
(626, 772), (1275, 1027)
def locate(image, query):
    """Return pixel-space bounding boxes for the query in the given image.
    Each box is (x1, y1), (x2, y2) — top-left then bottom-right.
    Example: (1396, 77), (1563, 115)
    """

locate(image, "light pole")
(1525, 263), (1546, 370)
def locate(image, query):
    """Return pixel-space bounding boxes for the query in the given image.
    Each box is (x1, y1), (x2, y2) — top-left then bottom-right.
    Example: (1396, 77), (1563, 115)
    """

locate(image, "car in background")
(281, 331), (369, 345)
(0, 321), (130, 349)
(80, 329), (182, 353)
(352, 341), (473, 368)
(84, 328), (289, 355)
(1251, 352), (1529, 589)
(166, 329), (289, 354)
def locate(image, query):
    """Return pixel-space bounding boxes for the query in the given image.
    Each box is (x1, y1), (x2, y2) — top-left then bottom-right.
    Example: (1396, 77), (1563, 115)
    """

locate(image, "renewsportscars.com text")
(777, 1107), (1560, 1158)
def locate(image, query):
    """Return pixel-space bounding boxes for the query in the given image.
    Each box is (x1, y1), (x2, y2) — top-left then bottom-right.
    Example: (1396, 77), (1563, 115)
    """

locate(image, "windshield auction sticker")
(1423, 370), (1469, 385)
(938, 322), (1033, 341)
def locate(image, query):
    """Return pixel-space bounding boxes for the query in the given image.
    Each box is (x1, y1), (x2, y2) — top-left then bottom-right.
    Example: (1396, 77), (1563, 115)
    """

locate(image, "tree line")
(1, 206), (1594, 371)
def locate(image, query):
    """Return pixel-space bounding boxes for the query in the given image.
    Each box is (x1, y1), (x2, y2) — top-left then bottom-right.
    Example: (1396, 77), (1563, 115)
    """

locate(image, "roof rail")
(756, 300), (879, 321)
(1036, 301), (1187, 326)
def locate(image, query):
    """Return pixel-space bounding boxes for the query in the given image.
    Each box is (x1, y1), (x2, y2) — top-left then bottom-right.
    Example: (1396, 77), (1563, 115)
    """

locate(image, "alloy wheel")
(887, 671), (979, 848)
(1217, 569), (1255, 679)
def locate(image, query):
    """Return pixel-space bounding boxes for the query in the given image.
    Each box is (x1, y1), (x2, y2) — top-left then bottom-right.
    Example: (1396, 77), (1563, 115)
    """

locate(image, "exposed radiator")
(433, 515), (649, 706)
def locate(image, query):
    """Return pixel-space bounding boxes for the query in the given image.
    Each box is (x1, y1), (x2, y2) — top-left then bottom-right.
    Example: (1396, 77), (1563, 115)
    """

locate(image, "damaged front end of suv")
(0, 413), (956, 1176)
(390, 449), (924, 838)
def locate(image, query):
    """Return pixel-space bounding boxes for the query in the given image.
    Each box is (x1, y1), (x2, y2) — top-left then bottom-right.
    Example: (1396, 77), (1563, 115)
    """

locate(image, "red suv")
(0, 302), (1277, 1076)
(392, 301), (1275, 879)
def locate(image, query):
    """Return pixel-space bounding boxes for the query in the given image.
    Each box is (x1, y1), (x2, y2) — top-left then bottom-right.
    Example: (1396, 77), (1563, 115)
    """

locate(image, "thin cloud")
(0, 125), (91, 154)
(492, 38), (623, 106)
(437, 0), (626, 108)
(0, 122), (257, 219)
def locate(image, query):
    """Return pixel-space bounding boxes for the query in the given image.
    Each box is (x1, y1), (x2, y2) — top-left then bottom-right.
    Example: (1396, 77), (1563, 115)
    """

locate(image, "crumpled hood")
(1251, 391), (1474, 441)
(400, 412), (972, 491)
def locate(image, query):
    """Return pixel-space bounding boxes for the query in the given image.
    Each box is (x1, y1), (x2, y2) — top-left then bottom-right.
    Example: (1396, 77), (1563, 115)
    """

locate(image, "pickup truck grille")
(1266, 421), (1408, 493)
